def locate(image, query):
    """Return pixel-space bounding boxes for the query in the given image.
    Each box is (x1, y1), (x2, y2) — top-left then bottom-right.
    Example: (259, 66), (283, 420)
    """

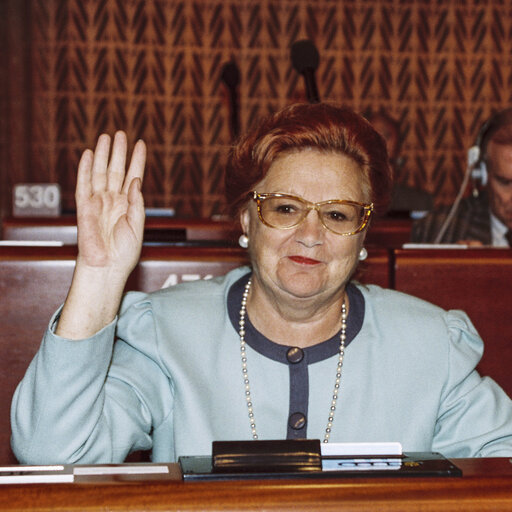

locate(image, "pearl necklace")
(239, 278), (347, 443)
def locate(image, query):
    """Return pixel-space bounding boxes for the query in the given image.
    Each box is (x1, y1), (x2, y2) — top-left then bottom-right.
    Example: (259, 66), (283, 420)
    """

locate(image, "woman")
(11, 103), (512, 464)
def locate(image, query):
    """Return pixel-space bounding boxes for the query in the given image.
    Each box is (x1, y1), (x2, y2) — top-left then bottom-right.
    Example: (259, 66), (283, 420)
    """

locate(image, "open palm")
(75, 131), (147, 277)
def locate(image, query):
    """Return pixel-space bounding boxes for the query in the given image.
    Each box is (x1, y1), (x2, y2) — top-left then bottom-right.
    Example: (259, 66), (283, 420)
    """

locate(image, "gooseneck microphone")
(291, 40), (320, 103)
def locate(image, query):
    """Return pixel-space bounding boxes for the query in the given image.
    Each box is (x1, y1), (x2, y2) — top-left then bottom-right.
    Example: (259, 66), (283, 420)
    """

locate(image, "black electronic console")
(179, 439), (462, 481)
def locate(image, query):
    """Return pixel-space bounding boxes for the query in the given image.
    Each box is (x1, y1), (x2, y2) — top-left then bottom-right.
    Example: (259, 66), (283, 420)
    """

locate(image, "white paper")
(320, 442), (402, 456)
(320, 442), (403, 472)
(73, 465), (169, 476)
(0, 240), (64, 246)
(402, 243), (468, 249)
(0, 465), (73, 484)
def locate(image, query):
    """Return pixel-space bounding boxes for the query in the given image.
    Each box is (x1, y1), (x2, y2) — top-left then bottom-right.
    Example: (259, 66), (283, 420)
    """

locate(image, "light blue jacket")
(11, 267), (512, 463)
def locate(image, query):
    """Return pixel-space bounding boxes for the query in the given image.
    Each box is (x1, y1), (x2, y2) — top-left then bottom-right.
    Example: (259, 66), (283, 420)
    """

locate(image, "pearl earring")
(359, 247), (368, 261)
(238, 234), (249, 248)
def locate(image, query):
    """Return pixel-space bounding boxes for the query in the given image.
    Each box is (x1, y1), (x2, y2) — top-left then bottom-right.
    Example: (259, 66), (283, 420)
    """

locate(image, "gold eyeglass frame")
(250, 191), (374, 236)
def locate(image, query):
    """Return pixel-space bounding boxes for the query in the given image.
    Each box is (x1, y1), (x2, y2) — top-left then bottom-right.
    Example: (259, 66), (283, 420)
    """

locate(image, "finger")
(75, 149), (94, 204)
(107, 131), (128, 193)
(127, 177), (145, 240)
(91, 134), (111, 193)
(122, 139), (147, 195)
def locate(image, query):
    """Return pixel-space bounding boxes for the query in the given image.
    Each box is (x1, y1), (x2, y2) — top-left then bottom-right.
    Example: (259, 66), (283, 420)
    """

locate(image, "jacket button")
(289, 412), (306, 430)
(286, 347), (304, 363)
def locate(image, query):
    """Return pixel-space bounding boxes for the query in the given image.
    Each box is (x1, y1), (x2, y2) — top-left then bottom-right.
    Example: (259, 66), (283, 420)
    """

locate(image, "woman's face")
(240, 148), (371, 304)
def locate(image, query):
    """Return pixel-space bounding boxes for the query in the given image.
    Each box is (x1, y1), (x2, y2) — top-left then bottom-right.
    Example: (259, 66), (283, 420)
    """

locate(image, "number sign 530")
(13, 184), (62, 217)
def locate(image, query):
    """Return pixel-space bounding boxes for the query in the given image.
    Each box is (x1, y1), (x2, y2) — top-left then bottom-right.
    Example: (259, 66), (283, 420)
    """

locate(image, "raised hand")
(75, 131), (146, 276)
(56, 131), (147, 339)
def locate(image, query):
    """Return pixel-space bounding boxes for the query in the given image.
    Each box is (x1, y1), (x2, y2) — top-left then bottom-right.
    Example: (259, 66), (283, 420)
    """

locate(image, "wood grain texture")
(1, 459), (512, 511)
(4, 1), (512, 220)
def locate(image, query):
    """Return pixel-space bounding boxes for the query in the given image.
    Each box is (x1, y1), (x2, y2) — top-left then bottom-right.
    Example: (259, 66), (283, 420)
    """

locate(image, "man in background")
(365, 109), (432, 214)
(411, 109), (512, 247)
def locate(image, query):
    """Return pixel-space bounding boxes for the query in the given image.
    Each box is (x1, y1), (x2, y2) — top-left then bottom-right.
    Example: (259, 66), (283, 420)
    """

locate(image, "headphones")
(467, 108), (512, 188)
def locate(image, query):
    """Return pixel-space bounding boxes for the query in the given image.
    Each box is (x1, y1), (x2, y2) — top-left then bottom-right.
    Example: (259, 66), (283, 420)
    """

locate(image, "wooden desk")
(0, 458), (511, 511)
(394, 247), (512, 398)
(3, 215), (412, 247)
(2, 216), (241, 244)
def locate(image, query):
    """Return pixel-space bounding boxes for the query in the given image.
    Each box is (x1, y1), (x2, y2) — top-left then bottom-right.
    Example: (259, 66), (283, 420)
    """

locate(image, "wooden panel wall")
(0, 2), (6, 228)
(3, 0), (512, 218)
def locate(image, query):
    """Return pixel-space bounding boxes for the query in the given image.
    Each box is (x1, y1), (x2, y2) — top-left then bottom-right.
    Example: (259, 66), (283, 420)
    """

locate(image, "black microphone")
(221, 61), (241, 139)
(290, 40), (320, 103)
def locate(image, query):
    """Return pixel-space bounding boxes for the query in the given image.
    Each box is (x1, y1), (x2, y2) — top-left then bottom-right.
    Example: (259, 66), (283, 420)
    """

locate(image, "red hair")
(225, 102), (393, 218)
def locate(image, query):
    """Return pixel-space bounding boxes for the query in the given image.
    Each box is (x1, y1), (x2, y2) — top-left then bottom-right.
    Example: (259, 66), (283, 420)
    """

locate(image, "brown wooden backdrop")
(2, 0), (512, 221)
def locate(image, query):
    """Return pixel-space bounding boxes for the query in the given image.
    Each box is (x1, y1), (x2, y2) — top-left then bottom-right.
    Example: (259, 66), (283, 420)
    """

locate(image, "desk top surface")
(1, 458), (512, 511)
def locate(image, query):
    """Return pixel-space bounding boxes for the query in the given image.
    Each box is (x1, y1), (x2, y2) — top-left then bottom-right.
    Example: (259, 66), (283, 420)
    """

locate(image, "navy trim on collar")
(227, 272), (365, 439)
(227, 272), (365, 362)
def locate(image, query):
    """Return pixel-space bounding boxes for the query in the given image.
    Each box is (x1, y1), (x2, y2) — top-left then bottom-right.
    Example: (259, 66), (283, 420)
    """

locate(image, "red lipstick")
(289, 255), (321, 265)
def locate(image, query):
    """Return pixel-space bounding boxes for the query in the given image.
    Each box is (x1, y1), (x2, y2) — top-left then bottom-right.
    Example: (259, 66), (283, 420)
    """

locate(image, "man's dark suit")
(411, 192), (492, 245)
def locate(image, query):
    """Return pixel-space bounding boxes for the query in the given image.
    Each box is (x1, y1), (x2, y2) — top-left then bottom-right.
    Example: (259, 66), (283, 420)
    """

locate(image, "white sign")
(13, 183), (62, 217)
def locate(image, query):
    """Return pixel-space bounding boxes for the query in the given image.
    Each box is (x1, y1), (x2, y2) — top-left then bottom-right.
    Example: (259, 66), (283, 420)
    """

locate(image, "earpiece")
(472, 159), (488, 187)
(469, 122), (489, 188)
(467, 145), (480, 169)
(468, 144), (487, 187)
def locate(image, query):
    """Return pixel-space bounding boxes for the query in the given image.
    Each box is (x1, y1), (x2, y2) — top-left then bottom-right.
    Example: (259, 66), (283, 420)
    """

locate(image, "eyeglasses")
(250, 191), (374, 236)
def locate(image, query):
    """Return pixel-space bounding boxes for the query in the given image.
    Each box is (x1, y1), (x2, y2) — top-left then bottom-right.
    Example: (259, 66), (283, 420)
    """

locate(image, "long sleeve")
(345, 285), (512, 458)
(10, 293), (174, 464)
(432, 310), (512, 457)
